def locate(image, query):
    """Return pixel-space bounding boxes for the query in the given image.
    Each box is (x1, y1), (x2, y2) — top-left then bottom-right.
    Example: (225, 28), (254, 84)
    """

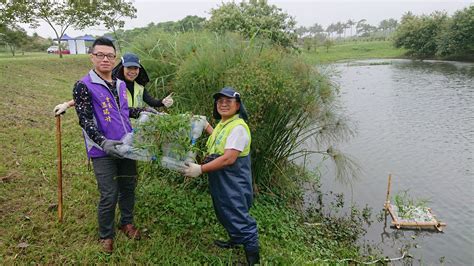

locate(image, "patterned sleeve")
(73, 81), (106, 145)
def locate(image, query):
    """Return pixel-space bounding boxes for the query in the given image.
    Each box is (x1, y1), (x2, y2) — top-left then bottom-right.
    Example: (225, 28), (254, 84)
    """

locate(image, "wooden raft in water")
(384, 174), (447, 232)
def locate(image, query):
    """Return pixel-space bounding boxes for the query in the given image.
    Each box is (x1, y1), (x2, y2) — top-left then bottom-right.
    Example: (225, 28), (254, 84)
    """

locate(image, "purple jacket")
(80, 70), (132, 158)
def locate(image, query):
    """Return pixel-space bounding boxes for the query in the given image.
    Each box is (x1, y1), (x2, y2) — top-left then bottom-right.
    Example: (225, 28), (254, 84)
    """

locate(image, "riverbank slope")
(0, 55), (372, 264)
(301, 40), (407, 64)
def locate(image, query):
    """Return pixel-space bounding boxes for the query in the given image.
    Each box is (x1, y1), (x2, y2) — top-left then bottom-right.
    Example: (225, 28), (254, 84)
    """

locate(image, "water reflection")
(304, 59), (474, 265)
(392, 59), (474, 76)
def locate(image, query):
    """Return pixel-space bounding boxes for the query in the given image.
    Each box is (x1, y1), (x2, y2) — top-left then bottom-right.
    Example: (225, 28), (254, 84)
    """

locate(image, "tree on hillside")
(356, 20), (377, 37)
(0, 23), (28, 56)
(378, 18), (398, 37)
(0, 2), (28, 25)
(343, 22), (351, 38)
(387, 18), (399, 33)
(335, 21), (344, 38)
(378, 19), (390, 36)
(326, 23), (336, 39)
(346, 19), (356, 37)
(176, 15), (206, 32)
(1, 0), (136, 58)
(23, 32), (51, 52)
(206, 0), (298, 49)
(355, 19), (367, 36)
(309, 23), (324, 37)
(99, 0), (137, 53)
(323, 38), (334, 52)
(296, 26), (308, 39)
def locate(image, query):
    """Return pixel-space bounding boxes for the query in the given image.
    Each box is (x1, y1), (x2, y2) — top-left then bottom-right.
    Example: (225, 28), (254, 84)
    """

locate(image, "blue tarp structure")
(53, 34), (88, 54)
(78, 35), (95, 41)
(54, 33), (75, 41)
(51, 34), (118, 54)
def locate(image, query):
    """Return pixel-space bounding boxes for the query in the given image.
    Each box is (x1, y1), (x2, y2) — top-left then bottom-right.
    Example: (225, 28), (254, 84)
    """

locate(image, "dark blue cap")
(213, 87), (241, 99)
(212, 87), (248, 121)
(121, 53), (141, 68)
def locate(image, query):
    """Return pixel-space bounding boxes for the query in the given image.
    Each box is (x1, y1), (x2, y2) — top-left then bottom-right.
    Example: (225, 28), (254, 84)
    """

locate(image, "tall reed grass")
(128, 31), (356, 197)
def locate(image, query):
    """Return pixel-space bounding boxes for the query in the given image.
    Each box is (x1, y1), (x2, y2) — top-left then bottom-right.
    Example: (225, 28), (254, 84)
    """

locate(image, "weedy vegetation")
(0, 32), (381, 263)
(129, 31), (359, 198)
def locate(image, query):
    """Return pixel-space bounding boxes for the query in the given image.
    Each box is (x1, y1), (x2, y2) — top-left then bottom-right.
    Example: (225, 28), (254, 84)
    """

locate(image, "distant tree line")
(294, 18), (398, 52)
(116, 0), (298, 50)
(393, 6), (474, 58)
(0, 24), (51, 56)
(2, 0), (472, 60)
(297, 18), (398, 40)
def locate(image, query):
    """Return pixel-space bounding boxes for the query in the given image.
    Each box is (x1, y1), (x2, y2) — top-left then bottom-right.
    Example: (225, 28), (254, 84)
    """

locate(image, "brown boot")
(99, 238), (113, 253)
(119, 224), (141, 240)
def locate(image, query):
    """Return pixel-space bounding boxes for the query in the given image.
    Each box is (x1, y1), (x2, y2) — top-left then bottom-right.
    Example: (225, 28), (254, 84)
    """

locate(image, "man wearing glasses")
(73, 37), (145, 253)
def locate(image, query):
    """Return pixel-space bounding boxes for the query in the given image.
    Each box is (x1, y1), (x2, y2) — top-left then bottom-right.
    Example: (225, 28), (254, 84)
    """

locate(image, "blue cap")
(121, 53), (141, 68)
(213, 87), (241, 99)
(212, 87), (248, 121)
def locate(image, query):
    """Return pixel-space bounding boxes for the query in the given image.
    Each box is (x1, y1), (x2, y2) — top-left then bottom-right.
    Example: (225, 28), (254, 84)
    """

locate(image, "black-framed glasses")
(93, 53), (116, 60)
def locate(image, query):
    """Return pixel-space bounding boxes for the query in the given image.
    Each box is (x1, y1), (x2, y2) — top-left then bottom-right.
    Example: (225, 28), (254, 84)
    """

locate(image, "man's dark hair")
(91, 37), (116, 52)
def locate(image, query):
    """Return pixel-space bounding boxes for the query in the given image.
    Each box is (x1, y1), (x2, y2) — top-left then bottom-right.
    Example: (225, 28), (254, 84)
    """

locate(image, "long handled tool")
(56, 115), (63, 222)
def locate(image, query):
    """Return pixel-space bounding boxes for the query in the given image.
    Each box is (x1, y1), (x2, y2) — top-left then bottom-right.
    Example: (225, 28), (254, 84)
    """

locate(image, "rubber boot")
(214, 239), (238, 249)
(245, 249), (260, 265)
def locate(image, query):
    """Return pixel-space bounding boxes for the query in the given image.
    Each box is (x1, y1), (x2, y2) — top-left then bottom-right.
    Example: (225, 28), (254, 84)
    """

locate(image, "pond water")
(304, 59), (473, 264)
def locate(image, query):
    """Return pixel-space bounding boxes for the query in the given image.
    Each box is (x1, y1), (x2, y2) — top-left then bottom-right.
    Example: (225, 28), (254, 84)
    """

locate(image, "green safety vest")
(206, 114), (251, 157)
(126, 81), (145, 108)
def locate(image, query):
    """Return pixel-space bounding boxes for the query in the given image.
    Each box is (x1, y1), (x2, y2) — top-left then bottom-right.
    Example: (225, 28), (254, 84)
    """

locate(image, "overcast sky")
(23, 0), (472, 38)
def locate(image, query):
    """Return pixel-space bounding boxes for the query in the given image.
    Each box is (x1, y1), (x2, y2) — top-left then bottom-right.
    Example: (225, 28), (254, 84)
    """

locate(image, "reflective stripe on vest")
(126, 81), (145, 108)
(206, 114), (251, 157)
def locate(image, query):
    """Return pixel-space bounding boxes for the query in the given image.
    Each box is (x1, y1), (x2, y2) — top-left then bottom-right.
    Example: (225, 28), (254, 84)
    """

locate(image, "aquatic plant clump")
(391, 204), (436, 222)
(392, 190), (433, 222)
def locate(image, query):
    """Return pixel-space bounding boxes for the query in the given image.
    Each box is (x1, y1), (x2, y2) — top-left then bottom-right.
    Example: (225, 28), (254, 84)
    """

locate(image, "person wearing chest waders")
(53, 52), (174, 115)
(72, 37), (150, 253)
(183, 87), (260, 265)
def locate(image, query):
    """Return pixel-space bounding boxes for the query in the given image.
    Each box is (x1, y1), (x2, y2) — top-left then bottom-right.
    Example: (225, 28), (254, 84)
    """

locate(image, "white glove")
(144, 107), (159, 114)
(53, 102), (70, 116)
(183, 162), (202, 177)
(162, 93), (174, 108)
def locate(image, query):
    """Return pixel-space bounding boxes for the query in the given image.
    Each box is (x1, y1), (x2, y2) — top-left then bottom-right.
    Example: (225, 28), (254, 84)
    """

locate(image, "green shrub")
(392, 10), (468, 58)
(436, 6), (474, 57)
(128, 31), (353, 198)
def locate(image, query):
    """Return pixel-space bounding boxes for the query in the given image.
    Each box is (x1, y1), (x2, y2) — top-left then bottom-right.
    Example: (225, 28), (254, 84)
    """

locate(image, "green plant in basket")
(393, 190), (431, 221)
(134, 112), (198, 162)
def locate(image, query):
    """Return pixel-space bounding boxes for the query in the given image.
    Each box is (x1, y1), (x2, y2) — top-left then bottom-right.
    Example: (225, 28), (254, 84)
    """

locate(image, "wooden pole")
(56, 115), (63, 223)
(385, 173), (392, 209)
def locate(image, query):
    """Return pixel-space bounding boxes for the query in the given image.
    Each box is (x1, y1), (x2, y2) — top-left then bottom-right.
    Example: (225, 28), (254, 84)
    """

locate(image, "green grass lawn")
(0, 52), (75, 60)
(302, 40), (407, 64)
(0, 56), (373, 263)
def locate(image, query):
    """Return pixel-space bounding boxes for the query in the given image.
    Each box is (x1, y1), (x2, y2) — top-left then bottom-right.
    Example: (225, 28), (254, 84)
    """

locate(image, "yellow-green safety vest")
(126, 81), (145, 108)
(206, 114), (251, 157)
